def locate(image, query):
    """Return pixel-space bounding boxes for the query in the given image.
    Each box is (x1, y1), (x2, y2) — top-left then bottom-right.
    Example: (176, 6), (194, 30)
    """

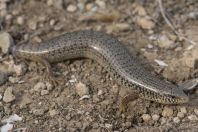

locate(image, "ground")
(0, 0), (198, 131)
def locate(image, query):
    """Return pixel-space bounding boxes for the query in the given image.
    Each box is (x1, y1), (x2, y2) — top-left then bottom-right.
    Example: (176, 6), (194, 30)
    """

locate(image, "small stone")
(0, 94), (2, 100)
(157, 35), (174, 49)
(16, 16), (24, 25)
(67, 4), (77, 12)
(173, 117), (180, 123)
(135, 5), (147, 16)
(162, 107), (174, 117)
(47, 0), (53, 6)
(0, 72), (8, 86)
(136, 17), (155, 30)
(13, 63), (27, 76)
(34, 82), (46, 92)
(97, 90), (103, 96)
(75, 82), (89, 97)
(28, 20), (37, 30)
(95, 0), (106, 8)
(0, 32), (14, 54)
(49, 19), (56, 26)
(180, 107), (187, 114)
(32, 108), (45, 116)
(8, 76), (20, 83)
(3, 87), (15, 103)
(41, 90), (49, 95)
(152, 114), (160, 121)
(188, 115), (198, 121)
(124, 121), (131, 127)
(46, 82), (53, 91)
(106, 23), (130, 33)
(160, 117), (167, 125)
(49, 109), (59, 117)
(105, 123), (112, 129)
(177, 112), (185, 118)
(20, 95), (32, 107)
(194, 109), (198, 116)
(142, 114), (151, 122)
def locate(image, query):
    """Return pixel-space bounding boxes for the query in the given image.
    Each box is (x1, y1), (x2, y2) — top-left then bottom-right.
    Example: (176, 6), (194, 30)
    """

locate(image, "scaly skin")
(12, 30), (189, 106)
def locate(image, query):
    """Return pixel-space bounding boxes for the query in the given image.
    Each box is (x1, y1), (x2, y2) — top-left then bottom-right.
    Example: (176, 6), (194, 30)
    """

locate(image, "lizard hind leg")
(119, 92), (139, 113)
(33, 56), (64, 86)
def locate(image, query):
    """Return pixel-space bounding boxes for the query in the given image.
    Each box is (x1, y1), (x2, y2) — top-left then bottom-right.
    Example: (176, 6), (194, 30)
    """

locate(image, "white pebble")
(188, 115), (198, 121)
(180, 107), (187, 114)
(173, 117), (180, 123)
(75, 82), (89, 97)
(177, 112), (185, 118)
(67, 5), (77, 12)
(17, 16), (24, 25)
(162, 107), (173, 117)
(0, 32), (14, 54)
(142, 114), (151, 122)
(152, 114), (160, 121)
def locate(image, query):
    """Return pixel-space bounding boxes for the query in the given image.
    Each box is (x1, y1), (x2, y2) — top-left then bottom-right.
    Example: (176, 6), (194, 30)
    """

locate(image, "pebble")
(183, 46), (198, 69)
(40, 90), (49, 95)
(160, 117), (167, 125)
(157, 35), (174, 49)
(194, 109), (198, 116)
(34, 82), (47, 92)
(28, 20), (37, 30)
(49, 19), (56, 26)
(95, 0), (106, 8)
(75, 82), (89, 97)
(141, 114), (151, 122)
(32, 108), (45, 116)
(13, 63), (27, 76)
(177, 112), (185, 118)
(105, 123), (113, 129)
(173, 117), (180, 123)
(152, 114), (160, 121)
(180, 107), (187, 114)
(49, 109), (59, 117)
(0, 72), (8, 86)
(136, 17), (155, 30)
(0, 94), (2, 100)
(3, 87), (15, 103)
(67, 4), (77, 12)
(16, 16), (24, 25)
(0, 32), (14, 54)
(19, 94), (32, 108)
(188, 115), (198, 121)
(106, 23), (130, 33)
(46, 82), (53, 91)
(47, 0), (53, 6)
(162, 107), (174, 117)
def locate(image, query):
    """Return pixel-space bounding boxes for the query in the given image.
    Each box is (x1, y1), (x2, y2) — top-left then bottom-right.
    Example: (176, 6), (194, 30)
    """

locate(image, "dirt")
(0, 0), (198, 131)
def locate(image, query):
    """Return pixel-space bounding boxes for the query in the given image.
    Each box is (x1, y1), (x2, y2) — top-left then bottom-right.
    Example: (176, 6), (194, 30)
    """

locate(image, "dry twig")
(157, 0), (197, 46)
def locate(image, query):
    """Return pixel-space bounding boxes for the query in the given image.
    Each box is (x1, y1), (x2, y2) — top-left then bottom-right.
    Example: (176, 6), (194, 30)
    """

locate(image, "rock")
(97, 90), (103, 96)
(0, 72), (8, 86)
(135, 5), (147, 16)
(188, 115), (198, 121)
(34, 82), (46, 92)
(16, 16), (24, 25)
(40, 90), (49, 96)
(162, 107), (174, 117)
(0, 32), (14, 54)
(49, 19), (56, 26)
(180, 107), (187, 114)
(194, 109), (198, 116)
(3, 87), (15, 103)
(142, 114), (151, 122)
(173, 117), (180, 123)
(160, 117), (167, 125)
(47, 0), (53, 6)
(95, 0), (106, 8)
(183, 46), (198, 69)
(13, 63), (27, 76)
(106, 23), (130, 33)
(177, 112), (185, 118)
(136, 17), (155, 30)
(32, 108), (45, 116)
(75, 82), (89, 97)
(28, 20), (37, 30)
(0, 94), (2, 100)
(49, 109), (59, 117)
(152, 114), (160, 121)
(19, 94), (32, 108)
(46, 82), (53, 91)
(67, 4), (77, 12)
(105, 123), (113, 129)
(157, 35), (175, 49)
